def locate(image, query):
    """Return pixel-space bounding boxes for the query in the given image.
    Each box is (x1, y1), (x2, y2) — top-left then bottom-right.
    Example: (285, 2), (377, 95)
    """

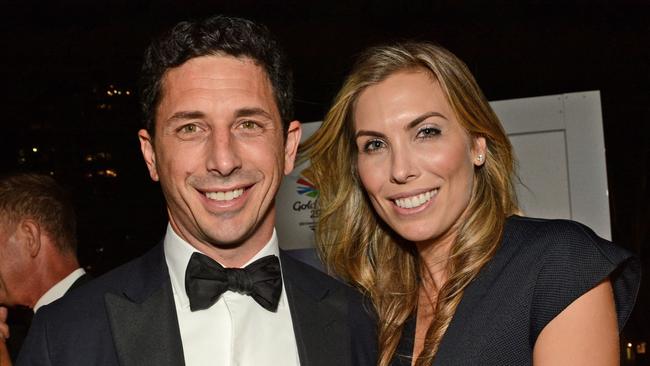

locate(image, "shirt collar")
(164, 224), (280, 308)
(33, 267), (86, 312)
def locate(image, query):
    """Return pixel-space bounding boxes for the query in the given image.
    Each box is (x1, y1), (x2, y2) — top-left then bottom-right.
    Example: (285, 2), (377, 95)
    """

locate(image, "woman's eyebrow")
(405, 111), (447, 131)
(354, 129), (386, 140)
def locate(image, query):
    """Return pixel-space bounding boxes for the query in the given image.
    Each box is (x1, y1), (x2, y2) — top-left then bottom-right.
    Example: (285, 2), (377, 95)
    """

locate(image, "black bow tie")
(185, 252), (282, 312)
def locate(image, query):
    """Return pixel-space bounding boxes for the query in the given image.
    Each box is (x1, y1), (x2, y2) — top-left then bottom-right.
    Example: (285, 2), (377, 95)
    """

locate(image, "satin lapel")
(104, 244), (185, 366)
(281, 252), (350, 366)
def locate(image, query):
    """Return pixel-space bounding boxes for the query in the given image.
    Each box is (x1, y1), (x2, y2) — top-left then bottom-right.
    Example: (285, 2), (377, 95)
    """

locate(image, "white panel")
(563, 92), (611, 238)
(509, 131), (571, 219)
(491, 91), (611, 239)
(491, 95), (565, 134)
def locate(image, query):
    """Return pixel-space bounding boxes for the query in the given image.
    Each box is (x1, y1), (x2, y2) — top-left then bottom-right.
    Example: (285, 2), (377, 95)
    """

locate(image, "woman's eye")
(417, 126), (441, 138)
(363, 139), (385, 152)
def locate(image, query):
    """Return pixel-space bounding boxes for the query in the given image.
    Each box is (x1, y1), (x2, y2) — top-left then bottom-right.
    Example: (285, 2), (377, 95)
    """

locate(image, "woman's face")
(353, 70), (485, 245)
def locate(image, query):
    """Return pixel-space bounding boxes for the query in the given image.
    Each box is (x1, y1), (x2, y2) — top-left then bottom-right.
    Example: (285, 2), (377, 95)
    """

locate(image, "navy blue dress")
(389, 216), (641, 366)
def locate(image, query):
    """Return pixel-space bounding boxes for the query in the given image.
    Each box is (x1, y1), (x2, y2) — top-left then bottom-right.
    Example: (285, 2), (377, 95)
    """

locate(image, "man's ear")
(283, 120), (302, 175)
(472, 136), (487, 167)
(138, 129), (160, 181)
(17, 219), (42, 258)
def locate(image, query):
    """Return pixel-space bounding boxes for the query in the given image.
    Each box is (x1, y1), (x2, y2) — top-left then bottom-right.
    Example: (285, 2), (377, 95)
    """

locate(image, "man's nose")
(206, 129), (242, 176)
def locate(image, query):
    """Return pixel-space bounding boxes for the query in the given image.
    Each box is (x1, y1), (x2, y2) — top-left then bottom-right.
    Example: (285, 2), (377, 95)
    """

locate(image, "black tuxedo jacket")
(17, 244), (376, 366)
(7, 273), (91, 362)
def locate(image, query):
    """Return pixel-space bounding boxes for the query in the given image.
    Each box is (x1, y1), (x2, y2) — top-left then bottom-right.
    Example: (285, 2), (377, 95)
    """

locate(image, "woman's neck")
(415, 227), (456, 292)
(411, 234), (454, 366)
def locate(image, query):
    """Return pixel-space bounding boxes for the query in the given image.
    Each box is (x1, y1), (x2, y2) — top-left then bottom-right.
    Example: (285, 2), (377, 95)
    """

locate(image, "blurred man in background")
(0, 173), (88, 363)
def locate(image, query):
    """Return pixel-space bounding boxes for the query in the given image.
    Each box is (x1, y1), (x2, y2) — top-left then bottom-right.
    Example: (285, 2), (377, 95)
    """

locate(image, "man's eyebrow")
(164, 107), (274, 123)
(234, 107), (273, 120)
(166, 110), (206, 123)
(404, 111), (447, 130)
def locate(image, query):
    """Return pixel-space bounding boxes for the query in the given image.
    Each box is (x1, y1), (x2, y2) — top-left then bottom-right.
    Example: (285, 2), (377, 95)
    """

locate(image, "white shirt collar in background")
(33, 267), (86, 312)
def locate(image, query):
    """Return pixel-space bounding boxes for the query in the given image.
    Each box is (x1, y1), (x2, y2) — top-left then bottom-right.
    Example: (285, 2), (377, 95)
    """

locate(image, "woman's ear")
(472, 136), (487, 167)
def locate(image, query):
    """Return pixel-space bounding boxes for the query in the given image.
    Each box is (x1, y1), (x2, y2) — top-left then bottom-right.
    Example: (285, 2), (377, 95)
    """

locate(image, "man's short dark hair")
(0, 173), (77, 254)
(140, 15), (294, 137)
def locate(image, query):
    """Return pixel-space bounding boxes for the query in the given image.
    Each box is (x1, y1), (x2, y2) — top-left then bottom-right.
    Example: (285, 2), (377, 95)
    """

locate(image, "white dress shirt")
(33, 268), (86, 312)
(164, 225), (301, 366)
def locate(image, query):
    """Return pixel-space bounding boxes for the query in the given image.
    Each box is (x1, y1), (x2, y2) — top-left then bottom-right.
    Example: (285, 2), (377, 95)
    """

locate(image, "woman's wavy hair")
(301, 42), (519, 366)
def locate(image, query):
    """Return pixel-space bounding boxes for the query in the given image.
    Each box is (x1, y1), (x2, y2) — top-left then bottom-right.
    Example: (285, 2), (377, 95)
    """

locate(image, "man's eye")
(179, 124), (199, 133)
(239, 120), (259, 129)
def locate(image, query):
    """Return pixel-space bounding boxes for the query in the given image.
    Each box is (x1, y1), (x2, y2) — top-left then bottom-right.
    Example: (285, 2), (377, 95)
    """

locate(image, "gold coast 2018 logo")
(294, 169), (320, 231)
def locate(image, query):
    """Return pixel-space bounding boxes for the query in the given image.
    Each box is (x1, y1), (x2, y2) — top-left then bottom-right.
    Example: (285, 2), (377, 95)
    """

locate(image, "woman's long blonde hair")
(301, 42), (519, 365)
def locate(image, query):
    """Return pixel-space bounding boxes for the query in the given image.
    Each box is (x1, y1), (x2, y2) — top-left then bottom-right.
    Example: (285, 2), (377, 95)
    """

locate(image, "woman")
(302, 42), (640, 366)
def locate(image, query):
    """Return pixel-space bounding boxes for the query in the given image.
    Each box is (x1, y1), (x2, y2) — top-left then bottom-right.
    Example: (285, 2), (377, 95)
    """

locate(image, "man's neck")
(32, 266), (83, 311)
(167, 223), (276, 268)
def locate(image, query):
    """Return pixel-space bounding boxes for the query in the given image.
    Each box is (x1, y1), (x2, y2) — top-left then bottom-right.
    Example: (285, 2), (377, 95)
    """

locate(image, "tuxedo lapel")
(281, 252), (350, 366)
(104, 244), (185, 366)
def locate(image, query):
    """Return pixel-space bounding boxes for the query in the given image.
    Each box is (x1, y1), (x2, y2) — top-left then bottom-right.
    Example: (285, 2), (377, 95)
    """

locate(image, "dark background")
(1, 0), (648, 362)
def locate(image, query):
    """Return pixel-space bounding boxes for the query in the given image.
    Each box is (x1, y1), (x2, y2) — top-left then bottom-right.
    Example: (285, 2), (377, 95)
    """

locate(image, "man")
(1, 307), (11, 365)
(0, 173), (89, 363)
(18, 15), (374, 366)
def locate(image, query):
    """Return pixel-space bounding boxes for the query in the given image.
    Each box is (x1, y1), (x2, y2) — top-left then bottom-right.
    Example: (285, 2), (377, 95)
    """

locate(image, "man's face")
(139, 55), (301, 261)
(0, 221), (31, 306)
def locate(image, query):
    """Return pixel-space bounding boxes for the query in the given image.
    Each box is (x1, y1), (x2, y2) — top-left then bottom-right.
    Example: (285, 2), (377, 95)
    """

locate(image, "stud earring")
(476, 154), (484, 162)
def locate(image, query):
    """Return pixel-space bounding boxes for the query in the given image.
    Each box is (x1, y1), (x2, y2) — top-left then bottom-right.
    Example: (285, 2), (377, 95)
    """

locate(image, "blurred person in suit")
(0, 173), (88, 363)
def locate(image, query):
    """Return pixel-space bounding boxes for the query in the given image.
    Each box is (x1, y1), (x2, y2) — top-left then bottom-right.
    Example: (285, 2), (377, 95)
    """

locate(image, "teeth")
(205, 188), (244, 202)
(394, 190), (437, 209)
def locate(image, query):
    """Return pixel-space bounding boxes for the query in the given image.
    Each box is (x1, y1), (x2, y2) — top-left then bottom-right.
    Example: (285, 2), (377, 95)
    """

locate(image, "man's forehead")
(157, 55), (279, 113)
(164, 55), (271, 91)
